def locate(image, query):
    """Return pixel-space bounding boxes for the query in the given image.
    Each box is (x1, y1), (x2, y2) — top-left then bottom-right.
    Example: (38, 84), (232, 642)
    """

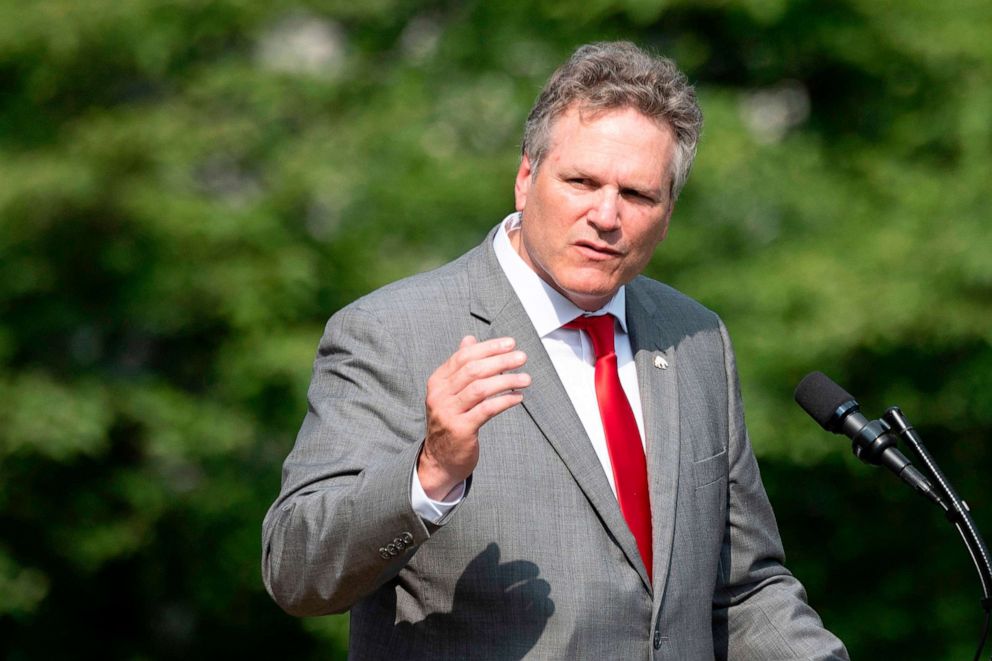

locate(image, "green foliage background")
(1, 0), (990, 657)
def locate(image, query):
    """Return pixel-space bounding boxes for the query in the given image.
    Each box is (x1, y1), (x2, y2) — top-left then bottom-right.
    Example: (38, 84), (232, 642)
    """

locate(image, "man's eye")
(568, 178), (593, 187)
(622, 189), (653, 203)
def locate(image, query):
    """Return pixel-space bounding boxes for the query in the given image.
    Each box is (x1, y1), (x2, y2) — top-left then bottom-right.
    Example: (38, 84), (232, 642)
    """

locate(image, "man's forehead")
(546, 104), (672, 150)
(554, 102), (671, 136)
(544, 105), (675, 187)
(574, 103), (665, 127)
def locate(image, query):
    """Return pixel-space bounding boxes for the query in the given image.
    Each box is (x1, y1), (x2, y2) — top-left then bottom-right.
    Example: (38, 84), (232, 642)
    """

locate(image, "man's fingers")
(448, 336), (519, 370)
(430, 336), (525, 390)
(463, 391), (525, 427)
(431, 388), (525, 448)
(446, 349), (528, 395)
(421, 337), (529, 488)
(426, 367), (530, 433)
(455, 371), (531, 412)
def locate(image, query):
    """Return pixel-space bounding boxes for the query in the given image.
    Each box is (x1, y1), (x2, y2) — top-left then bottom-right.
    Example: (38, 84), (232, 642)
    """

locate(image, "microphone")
(794, 371), (941, 503)
(797, 374), (992, 660)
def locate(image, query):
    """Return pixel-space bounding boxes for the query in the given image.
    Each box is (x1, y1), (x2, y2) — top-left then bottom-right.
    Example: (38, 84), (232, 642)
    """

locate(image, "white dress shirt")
(411, 212), (647, 522)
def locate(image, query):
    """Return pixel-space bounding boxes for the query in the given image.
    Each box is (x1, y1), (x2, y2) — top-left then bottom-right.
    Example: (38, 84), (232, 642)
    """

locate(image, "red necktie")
(565, 314), (653, 581)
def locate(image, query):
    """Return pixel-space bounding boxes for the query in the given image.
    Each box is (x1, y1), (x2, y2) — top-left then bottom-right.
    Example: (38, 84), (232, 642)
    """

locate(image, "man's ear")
(514, 155), (534, 212)
(657, 200), (674, 243)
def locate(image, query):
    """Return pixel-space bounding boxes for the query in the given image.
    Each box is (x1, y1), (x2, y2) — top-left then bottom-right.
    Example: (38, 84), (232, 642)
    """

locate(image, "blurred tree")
(0, 0), (989, 658)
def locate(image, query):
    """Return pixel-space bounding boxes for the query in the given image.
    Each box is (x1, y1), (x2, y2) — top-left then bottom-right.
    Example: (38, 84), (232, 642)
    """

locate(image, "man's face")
(512, 105), (676, 311)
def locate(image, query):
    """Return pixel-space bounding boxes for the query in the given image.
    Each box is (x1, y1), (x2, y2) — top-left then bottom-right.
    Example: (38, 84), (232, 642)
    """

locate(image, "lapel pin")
(653, 355), (668, 370)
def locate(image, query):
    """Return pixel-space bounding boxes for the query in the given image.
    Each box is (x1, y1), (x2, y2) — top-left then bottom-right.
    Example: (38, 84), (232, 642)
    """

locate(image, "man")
(263, 42), (848, 659)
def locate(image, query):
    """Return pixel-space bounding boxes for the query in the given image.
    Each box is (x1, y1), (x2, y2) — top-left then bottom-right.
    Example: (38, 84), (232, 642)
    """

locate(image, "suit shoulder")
(628, 276), (722, 327)
(331, 243), (480, 323)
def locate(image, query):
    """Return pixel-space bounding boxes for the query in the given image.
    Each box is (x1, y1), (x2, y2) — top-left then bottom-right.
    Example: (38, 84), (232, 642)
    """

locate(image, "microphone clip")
(846, 417), (895, 467)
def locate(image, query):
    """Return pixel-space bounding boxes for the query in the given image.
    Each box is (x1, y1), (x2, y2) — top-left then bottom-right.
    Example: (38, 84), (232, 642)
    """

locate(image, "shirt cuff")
(410, 467), (466, 525)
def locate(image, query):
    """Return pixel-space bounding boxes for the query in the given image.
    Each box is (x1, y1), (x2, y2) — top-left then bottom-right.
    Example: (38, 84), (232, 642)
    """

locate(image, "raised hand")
(418, 336), (530, 500)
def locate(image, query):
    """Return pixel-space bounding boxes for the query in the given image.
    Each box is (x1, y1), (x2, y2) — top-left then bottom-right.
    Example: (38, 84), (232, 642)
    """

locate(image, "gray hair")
(522, 41), (703, 200)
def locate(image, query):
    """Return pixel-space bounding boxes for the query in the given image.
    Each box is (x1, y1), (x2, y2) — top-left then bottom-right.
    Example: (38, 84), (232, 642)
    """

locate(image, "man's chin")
(557, 282), (620, 312)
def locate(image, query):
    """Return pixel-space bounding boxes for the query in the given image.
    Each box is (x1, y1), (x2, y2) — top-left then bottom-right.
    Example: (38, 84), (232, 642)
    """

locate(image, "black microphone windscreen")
(794, 371), (856, 430)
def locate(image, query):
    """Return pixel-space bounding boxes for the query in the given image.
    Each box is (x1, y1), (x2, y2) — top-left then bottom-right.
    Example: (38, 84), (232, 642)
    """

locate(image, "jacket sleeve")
(261, 303), (456, 616)
(712, 320), (849, 661)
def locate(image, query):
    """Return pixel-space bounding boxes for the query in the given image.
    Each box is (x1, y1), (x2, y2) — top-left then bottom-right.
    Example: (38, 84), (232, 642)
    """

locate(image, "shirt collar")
(493, 212), (628, 338)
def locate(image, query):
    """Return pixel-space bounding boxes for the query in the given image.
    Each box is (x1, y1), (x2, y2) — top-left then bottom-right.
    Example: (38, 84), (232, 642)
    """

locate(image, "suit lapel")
(466, 234), (653, 592)
(626, 280), (682, 604)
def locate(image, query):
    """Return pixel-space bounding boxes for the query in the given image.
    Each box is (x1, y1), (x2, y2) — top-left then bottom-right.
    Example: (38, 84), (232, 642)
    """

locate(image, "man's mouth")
(574, 241), (623, 259)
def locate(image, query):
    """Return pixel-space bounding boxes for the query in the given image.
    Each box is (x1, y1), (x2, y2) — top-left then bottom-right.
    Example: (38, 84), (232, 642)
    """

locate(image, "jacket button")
(400, 532), (413, 545)
(378, 547), (390, 560)
(653, 630), (662, 649)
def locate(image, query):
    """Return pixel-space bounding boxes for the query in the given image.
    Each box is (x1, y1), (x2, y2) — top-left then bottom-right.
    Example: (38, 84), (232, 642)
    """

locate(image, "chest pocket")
(692, 448), (727, 489)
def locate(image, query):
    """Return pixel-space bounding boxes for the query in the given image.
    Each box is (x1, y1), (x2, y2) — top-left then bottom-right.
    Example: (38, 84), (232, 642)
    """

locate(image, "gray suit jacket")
(262, 229), (849, 660)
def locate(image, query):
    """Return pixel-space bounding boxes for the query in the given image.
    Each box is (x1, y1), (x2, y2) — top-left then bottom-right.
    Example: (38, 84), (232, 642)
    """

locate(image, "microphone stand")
(881, 407), (992, 661)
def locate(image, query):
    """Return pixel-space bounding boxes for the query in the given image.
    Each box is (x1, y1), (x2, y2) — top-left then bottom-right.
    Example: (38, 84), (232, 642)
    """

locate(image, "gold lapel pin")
(653, 355), (668, 370)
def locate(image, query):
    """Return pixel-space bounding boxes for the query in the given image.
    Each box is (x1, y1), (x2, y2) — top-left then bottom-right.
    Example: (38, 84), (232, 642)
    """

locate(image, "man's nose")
(587, 189), (621, 231)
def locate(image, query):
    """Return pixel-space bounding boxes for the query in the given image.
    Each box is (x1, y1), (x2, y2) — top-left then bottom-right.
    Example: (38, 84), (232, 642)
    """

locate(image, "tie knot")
(564, 314), (616, 359)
